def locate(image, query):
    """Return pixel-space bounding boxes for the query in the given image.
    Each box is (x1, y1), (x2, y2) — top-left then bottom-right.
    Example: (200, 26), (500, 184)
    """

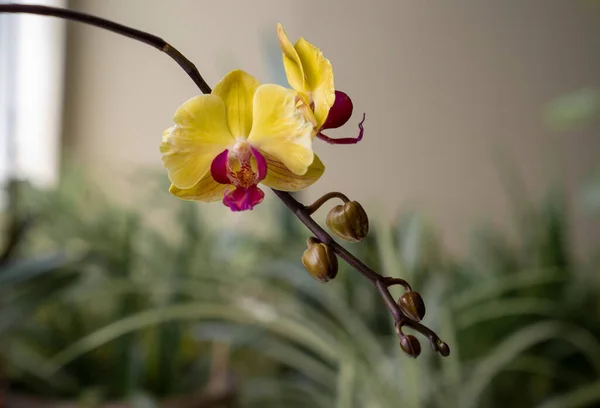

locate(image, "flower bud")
(399, 335), (421, 358)
(301, 237), (338, 282)
(326, 201), (369, 243)
(437, 341), (450, 357)
(398, 291), (426, 322)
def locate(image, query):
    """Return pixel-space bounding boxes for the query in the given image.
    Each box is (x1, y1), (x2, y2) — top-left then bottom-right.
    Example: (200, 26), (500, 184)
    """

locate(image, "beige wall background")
(62, 0), (600, 254)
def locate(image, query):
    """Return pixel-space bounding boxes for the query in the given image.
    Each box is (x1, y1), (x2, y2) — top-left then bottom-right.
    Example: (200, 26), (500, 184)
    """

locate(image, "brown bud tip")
(398, 291), (426, 322)
(302, 238), (338, 283)
(437, 341), (450, 357)
(399, 335), (421, 358)
(326, 201), (369, 243)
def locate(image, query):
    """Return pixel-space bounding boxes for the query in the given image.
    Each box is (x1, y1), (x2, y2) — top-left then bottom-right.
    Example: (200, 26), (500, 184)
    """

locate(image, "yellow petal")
(160, 95), (234, 189)
(294, 38), (335, 128)
(277, 23), (306, 92)
(169, 171), (230, 202)
(247, 84), (315, 175)
(212, 69), (260, 138)
(261, 152), (325, 191)
(294, 38), (333, 92)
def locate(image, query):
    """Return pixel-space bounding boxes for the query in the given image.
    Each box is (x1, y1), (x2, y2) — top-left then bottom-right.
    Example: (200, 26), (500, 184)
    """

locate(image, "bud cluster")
(393, 287), (450, 357)
(301, 194), (369, 283)
(298, 191), (449, 358)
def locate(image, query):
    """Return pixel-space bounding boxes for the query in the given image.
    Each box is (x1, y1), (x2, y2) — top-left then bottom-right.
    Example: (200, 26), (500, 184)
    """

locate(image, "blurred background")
(0, 0), (599, 407)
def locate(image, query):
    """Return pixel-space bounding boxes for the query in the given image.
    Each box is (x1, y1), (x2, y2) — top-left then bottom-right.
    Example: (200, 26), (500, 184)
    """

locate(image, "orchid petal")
(261, 152), (325, 191)
(294, 38), (335, 128)
(212, 70), (260, 138)
(247, 84), (315, 175)
(160, 95), (234, 189)
(277, 23), (306, 92)
(251, 147), (267, 181)
(169, 171), (230, 202)
(210, 149), (230, 184)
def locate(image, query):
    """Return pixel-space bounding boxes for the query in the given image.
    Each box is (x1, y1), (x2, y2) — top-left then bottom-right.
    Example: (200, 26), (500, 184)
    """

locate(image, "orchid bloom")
(160, 70), (325, 211)
(277, 24), (365, 144)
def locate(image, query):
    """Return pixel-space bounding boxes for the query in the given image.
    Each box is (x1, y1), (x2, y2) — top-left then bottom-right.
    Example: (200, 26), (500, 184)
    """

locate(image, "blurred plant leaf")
(537, 379), (600, 408)
(0, 252), (69, 289)
(581, 170), (600, 213)
(2, 168), (598, 407)
(544, 88), (600, 130)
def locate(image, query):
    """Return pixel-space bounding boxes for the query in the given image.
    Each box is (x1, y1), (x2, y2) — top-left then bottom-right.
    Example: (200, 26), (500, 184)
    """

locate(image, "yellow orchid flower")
(277, 23), (365, 145)
(160, 70), (324, 211)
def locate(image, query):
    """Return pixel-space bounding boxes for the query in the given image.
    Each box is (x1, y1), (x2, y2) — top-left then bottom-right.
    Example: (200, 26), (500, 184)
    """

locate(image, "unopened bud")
(302, 237), (338, 282)
(398, 291), (426, 322)
(437, 341), (450, 357)
(326, 201), (369, 243)
(399, 335), (421, 358)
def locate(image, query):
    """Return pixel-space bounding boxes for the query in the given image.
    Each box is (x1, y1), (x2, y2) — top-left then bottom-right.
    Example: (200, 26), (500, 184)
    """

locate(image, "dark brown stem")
(305, 191), (350, 215)
(0, 3), (448, 357)
(0, 4), (211, 94)
(376, 280), (402, 321)
(383, 276), (412, 292)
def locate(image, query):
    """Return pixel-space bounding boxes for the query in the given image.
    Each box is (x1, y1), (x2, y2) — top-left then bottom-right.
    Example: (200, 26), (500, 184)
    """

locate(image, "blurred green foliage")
(544, 88), (600, 131)
(0, 169), (599, 408)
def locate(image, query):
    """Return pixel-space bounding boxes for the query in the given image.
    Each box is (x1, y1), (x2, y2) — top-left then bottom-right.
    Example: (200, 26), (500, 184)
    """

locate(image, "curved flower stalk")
(0, 4), (450, 358)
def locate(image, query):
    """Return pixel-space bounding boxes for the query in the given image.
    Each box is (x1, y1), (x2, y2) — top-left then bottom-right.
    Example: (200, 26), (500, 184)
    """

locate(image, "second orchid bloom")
(161, 24), (362, 211)
(276, 24), (362, 139)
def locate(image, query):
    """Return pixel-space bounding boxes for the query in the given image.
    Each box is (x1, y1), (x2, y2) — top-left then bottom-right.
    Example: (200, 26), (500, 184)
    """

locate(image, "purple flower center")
(210, 142), (267, 211)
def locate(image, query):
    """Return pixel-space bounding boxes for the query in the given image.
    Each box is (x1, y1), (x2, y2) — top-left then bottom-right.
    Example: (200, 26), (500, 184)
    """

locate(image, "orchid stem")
(0, 4), (448, 357)
(0, 4), (211, 94)
(383, 277), (412, 292)
(272, 190), (448, 355)
(305, 191), (350, 215)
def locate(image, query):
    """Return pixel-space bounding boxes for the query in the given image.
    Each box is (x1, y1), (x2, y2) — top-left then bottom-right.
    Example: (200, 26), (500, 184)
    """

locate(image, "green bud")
(302, 237), (338, 282)
(398, 291), (426, 322)
(399, 335), (421, 358)
(326, 201), (369, 243)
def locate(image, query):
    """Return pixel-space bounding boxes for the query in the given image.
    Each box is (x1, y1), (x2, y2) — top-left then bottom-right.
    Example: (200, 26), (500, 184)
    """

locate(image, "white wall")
(0, 0), (66, 208)
(62, 0), (600, 253)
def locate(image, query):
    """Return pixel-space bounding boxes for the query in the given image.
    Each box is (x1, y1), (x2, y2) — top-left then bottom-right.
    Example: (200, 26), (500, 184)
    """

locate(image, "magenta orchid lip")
(210, 145), (268, 211)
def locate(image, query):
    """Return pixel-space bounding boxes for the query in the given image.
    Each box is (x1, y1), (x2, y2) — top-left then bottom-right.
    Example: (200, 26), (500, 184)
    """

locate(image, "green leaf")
(537, 380), (600, 408)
